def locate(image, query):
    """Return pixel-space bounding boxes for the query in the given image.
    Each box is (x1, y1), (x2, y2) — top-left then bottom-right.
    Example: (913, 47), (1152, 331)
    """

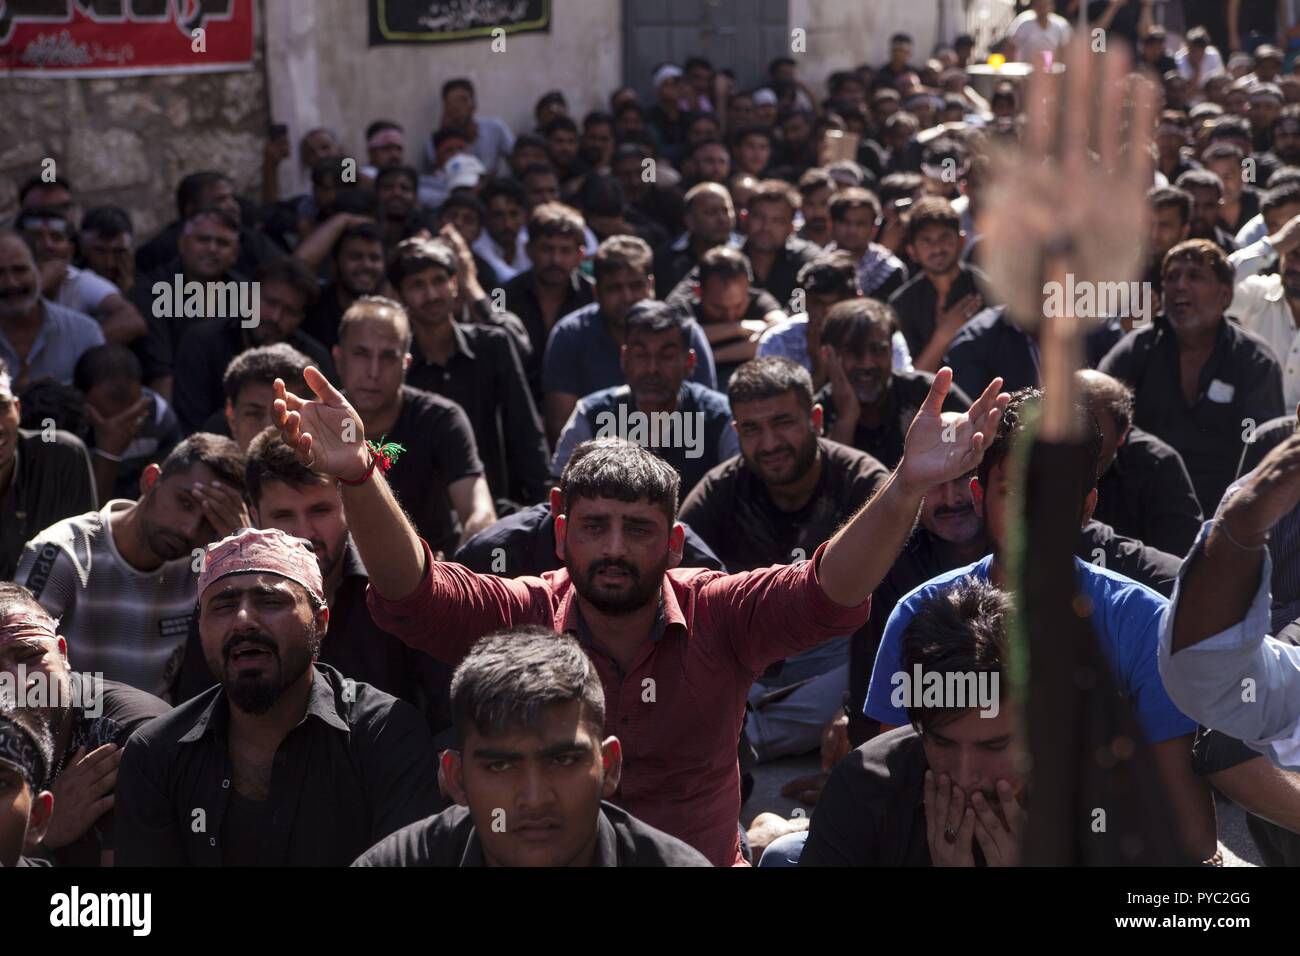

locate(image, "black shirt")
(1095, 426), (1204, 557)
(500, 270), (595, 398)
(352, 800), (711, 867)
(0, 428), (95, 580)
(801, 726), (934, 866)
(665, 237), (821, 310)
(407, 322), (550, 507)
(888, 263), (989, 359)
(1079, 519), (1181, 597)
(34, 673), (171, 867)
(300, 281), (350, 351)
(115, 662), (443, 866)
(174, 540), (454, 736)
(383, 385), (485, 559)
(135, 222), (280, 281)
(130, 262), (247, 384)
(945, 306), (1126, 400)
(679, 438), (888, 573)
(816, 369), (971, 471)
(453, 502), (726, 576)
(1098, 315), (1285, 513)
(171, 317), (337, 433)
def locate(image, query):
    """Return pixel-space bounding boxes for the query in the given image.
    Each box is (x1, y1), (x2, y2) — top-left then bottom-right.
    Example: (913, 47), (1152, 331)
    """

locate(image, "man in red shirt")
(272, 363), (1007, 865)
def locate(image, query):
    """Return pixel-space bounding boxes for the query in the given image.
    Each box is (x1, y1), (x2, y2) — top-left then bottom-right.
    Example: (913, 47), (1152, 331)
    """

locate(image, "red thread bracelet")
(337, 453), (377, 487)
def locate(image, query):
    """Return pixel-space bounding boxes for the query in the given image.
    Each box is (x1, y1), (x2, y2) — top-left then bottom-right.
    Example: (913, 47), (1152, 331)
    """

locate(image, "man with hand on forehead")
(354, 627), (709, 866)
(0, 697), (55, 868)
(115, 527), (442, 866)
(0, 583), (168, 867)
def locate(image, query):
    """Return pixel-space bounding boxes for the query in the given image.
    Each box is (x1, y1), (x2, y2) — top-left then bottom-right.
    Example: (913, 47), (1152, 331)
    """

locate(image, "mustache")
(933, 504), (974, 519)
(223, 631), (279, 659)
(589, 558), (638, 579)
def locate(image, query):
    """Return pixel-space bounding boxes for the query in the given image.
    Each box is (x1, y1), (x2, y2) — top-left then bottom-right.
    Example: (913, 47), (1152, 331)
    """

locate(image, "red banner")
(0, 0), (255, 76)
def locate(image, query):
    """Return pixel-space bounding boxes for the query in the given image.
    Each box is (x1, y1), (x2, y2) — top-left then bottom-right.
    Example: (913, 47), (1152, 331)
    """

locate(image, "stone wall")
(0, 3), (269, 240)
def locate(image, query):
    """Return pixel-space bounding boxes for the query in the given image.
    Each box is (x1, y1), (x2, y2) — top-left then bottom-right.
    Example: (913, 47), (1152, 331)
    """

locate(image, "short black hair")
(1076, 370), (1135, 435)
(365, 119), (403, 139)
(796, 251), (859, 298)
(560, 438), (680, 523)
(442, 77), (475, 99)
(245, 427), (333, 508)
(1175, 168), (1223, 196)
(74, 344), (142, 394)
(374, 165), (419, 191)
(333, 221), (385, 259)
(727, 356), (814, 413)
(481, 177), (528, 209)
(222, 343), (312, 404)
(450, 627), (605, 741)
(1147, 185), (1193, 225)
(1262, 180), (1300, 215)
(388, 236), (457, 289)
(821, 298), (898, 354)
(80, 205), (133, 239)
(175, 171), (231, 218)
(542, 115), (579, 138)
(624, 299), (695, 350)
(899, 580), (1012, 732)
(157, 432), (246, 493)
(976, 388), (1103, 505)
(437, 192), (486, 223)
(254, 256), (319, 309)
(19, 174), (72, 206)
(698, 245), (753, 284)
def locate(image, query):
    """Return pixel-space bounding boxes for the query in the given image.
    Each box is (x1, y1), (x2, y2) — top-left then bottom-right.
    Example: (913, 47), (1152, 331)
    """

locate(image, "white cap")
(652, 64), (684, 89)
(445, 153), (486, 190)
(752, 88), (778, 106)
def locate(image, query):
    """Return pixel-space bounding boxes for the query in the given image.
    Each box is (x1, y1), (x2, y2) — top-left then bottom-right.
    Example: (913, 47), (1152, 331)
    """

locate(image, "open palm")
(273, 366), (371, 480)
(899, 369), (1009, 493)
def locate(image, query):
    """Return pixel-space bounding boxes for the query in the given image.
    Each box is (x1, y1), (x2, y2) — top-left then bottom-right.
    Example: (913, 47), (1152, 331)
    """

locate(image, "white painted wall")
(265, 0), (622, 194)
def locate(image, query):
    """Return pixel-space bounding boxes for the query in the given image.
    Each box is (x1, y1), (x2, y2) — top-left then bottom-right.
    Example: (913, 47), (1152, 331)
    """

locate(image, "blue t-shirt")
(864, 555), (1195, 743)
(541, 303), (717, 398)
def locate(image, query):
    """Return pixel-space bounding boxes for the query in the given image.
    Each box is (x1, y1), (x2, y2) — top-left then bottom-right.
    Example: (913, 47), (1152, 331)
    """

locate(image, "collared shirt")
(115, 662), (443, 866)
(1229, 238), (1300, 409)
(830, 242), (908, 300)
(653, 231), (744, 295)
(0, 299), (105, 390)
(1098, 315), (1285, 513)
(664, 236), (821, 309)
(452, 502), (725, 577)
(366, 537), (872, 866)
(1095, 427), (1204, 557)
(56, 264), (118, 315)
(757, 314), (913, 374)
(866, 555), (1195, 743)
(352, 800), (711, 867)
(500, 269), (595, 396)
(171, 316), (337, 433)
(887, 263), (989, 359)
(472, 230), (531, 283)
(406, 322), (550, 506)
(542, 302), (717, 398)
(0, 427), (95, 580)
(1157, 520), (1300, 770)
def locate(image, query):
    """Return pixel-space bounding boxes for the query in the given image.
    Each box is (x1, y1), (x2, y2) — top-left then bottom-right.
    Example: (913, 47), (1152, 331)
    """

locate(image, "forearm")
(293, 214), (352, 269)
(914, 331), (955, 374)
(342, 471), (427, 599)
(818, 470), (922, 607)
(1152, 736), (1219, 861)
(1170, 519), (1266, 653)
(711, 338), (759, 364)
(91, 454), (119, 505)
(1210, 756), (1300, 834)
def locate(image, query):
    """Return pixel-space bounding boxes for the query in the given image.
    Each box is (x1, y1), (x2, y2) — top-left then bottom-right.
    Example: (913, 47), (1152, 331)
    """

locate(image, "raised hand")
(273, 366), (371, 481)
(898, 369), (1009, 495)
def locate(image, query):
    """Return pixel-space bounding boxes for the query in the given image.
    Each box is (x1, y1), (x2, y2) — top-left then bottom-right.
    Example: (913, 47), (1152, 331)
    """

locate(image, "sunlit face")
(1148, 203), (1190, 264)
(333, 318), (410, 416)
(139, 463), (223, 561)
(528, 235), (583, 288)
(1273, 120), (1300, 162)
(908, 223), (962, 276)
(547, 128), (580, 168)
(745, 199), (794, 254)
(1204, 156), (1244, 202)
(595, 268), (652, 324)
(972, 461), (1009, 555)
(0, 626), (70, 728)
(377, 174), (417, 219)
(524, 173), (561, 210)
(736, 134), (771, 175)
(556, 496), (678, 615)
(447, 700), (619, 867)
(920, 707), (1023, 815)
(831, 326), (893, 405)
(831, 206), (877, 257)
(919, 474), (982, 544)
(397, 265), (457, 329)
(1183, 185), (1222, 238)
(698, 276), (750, 325)
(177, 216), (239, 281)
(438, 206), (483, 244)
(801, 186), (832, 234)
(199, 572), (324, 716)
(334, 237), (386, 298)
(622, 326), (693, 406)
(20, 216), (73, 267)
(254, 479), (347, 582)
(692, 144), (731, 184)
(79, 229), (133, 288)
(227, 381), (281, 453)
(1162, 256), (1232, 334)
(486, 195), (526, 247)
(732, 389), (821, 487)
(685, 192), (734, 245)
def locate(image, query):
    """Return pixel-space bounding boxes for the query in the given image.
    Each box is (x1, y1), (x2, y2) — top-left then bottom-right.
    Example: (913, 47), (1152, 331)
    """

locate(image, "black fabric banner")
(369, 0), (550, 45)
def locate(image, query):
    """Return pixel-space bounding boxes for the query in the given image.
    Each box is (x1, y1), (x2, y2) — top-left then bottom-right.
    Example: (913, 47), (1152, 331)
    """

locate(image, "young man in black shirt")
(301, 222), (386, 351)
(352, 627), (710, 867)
(219, 344), (312, 451)
(817, 298), (971, 470)
(115, 527), (443, 866)
(653, 182), (739, 295)
(391, 238), (549, 510)
(801, 580), (1024, 866)
(331, 297), (496, 558)
(0, 582), (170, 867)
(1099, 238), (1285, 513)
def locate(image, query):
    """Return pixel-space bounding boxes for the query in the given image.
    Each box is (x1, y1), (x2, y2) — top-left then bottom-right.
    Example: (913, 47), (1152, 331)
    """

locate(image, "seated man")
(664, 246), (786, 385)
(455, 438), (725, 577)
(220, 344), (312, 450)
(115, 527), (443, 865)
(542, 236), (716, 444)
(0, 357), (96, 580)
(352, 627), (710, 866)
(0, 583), (169, 866)
(300, 222), (386, 351)
(818, 298), (970, 470)
(652, 182), (742, 295)
(1100, 238), (1285, 514)
(16, 434), (249, 699)
(679, 357), (889, 762)
(552, 300), (738, 496)
(0, 697), (55, 868)
(172, 256), (334, 434)
(75, 344), (184, 504)
(1077, 369), (1203, 557)
(825, 187), (908, 301)
(865, 390), (1217, 861)
(800, 580), (1024, 866)
(272, 358), (1009, 865)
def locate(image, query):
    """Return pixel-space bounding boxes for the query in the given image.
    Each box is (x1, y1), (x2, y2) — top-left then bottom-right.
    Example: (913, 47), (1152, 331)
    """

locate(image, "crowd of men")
(6, 2), (1300, 868)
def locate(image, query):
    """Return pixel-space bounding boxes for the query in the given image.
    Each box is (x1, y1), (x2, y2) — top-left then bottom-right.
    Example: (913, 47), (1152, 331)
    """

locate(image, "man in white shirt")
(1007, 0), (1072, 65)
(1229, 197), (1300, 407)
(1176, 27), (1226, 89)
